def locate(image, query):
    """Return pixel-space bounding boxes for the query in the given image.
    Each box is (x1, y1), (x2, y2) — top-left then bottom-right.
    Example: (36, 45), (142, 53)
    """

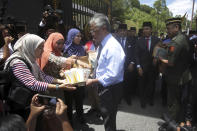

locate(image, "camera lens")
(49, 98), (57, 105)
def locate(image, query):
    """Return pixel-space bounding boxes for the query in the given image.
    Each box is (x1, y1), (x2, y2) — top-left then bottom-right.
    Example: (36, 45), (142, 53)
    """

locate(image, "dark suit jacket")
(124, 36), (137, 68)
(135, 36), (160, 72)
(114, 35), (136, 68)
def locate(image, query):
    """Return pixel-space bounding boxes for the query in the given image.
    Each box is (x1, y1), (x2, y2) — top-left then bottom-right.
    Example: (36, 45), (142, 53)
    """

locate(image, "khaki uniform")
(165, 32), (191, 122)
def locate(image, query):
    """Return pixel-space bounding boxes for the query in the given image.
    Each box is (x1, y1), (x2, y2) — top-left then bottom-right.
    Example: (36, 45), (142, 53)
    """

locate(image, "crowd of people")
(0, 5), (197, 131)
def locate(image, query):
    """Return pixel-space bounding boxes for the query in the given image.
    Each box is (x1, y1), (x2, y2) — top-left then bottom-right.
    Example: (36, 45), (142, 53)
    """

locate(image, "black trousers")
(161, 74), (167, 105)
(98, 82), (123, 131)
(64, 86), (85, 124)
(123, 69), (138, 101)
(138, 69), (156, 105)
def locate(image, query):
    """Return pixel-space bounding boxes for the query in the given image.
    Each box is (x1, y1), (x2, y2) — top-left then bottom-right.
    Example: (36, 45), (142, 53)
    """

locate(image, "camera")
(42, 5), (58, 26)
(37, 94), (57, 107)
(158, 114), (196, 131)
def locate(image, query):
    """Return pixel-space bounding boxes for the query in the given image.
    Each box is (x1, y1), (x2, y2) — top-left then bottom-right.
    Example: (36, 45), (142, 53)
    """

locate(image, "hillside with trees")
(111, 0), (173, 34)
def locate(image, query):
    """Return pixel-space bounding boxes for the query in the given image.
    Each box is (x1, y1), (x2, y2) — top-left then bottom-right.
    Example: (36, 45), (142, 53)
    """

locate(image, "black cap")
(118, 24), (127, 30)
(143, 22), (152, 28)
(130, 27), (136, 31)
(165, 17), (182, 26)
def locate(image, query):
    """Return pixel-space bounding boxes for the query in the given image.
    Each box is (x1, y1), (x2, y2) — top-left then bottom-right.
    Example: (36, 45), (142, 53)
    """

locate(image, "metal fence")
(48, 0), (109, 30)
(72, 0), (108, 29)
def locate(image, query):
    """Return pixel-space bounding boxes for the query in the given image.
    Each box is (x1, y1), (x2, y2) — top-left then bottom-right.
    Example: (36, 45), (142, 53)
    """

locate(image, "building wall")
(5, 0), (73, 33)
(6, 0), (44, 33)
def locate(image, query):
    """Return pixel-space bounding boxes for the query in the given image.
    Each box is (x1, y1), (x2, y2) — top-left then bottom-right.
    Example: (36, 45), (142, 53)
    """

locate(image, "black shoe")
(125, 98), (132, 106)
(141, 102), (146, 109)
(162, 99), (167, 106)
(86, 108), (97, 115)
(149, 100), (154, 106)
(158, 122), (168, 131)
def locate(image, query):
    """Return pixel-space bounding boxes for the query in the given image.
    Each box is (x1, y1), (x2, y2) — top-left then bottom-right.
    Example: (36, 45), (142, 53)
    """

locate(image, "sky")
(139, 0), (197, 20)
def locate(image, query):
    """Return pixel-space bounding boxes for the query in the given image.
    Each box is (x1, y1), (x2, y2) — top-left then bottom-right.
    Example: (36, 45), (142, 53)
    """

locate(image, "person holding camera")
(0, 94), (73, 131)
(26, 94), (73, 131)
(3, 34), (76, 120)
(38, 5), (65, 39)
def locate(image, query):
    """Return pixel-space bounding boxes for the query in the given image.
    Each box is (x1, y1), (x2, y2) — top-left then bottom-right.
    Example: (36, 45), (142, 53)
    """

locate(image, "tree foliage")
(140, 4), (153, 14)
(128, 0), (140, 9)
(112, 0), (173, 34)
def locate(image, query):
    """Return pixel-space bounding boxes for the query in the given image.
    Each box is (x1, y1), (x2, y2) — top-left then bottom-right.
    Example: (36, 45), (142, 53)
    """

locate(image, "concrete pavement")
(73, 94), (167, 131)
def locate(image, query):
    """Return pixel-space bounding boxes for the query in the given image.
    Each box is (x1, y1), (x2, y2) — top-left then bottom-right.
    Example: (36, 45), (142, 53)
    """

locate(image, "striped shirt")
(11, 59), (54, 92)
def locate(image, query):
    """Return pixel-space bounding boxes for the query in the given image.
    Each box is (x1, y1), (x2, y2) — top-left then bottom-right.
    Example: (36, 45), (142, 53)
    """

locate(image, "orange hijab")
(37, 32), (64, 70)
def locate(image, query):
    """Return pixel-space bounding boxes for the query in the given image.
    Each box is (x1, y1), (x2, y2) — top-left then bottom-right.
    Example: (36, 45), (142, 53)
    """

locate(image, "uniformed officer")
(160, 18), (192, 122)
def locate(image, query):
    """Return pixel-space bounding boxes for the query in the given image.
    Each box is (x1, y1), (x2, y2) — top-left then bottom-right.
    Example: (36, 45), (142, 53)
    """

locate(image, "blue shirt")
(96, 34), (125, 87)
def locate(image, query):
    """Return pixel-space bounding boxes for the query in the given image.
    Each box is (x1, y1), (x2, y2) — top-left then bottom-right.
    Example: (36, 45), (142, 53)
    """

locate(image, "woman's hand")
(59, 83), (76, 91)
(76, 59), (91, 68)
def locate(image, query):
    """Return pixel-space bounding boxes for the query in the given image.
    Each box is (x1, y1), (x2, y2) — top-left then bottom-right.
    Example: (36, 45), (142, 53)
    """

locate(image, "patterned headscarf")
(4, 34), (45, 80)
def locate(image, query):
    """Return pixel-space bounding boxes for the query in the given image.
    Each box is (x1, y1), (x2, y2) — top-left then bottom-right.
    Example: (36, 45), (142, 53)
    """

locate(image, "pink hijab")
(37, 32), (64, 70)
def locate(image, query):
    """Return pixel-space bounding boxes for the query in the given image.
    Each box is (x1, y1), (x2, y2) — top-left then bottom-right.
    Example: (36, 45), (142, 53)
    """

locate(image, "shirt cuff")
(98, 77), (107, 87)
(39, 21), (45, 27)
(137, 65), (141, 68)
(130, 62), (135, 64)
(58, 20), (63, 24)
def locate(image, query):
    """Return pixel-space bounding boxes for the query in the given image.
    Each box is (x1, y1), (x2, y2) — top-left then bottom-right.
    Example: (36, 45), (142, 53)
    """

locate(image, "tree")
(153, 0), (162, 13)
(128, 0), (140, 9)
(112, 0), (128, 22)
(140, 4), (153, 14)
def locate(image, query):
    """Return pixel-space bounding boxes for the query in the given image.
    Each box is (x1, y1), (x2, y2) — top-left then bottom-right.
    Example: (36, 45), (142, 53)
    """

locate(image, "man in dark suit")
(114, 24), (137, 105)
(127, 27), (137, 39)
(114, 24), (128, 50)
(123, 27), (139, 105)
(135, 22), (160, 108)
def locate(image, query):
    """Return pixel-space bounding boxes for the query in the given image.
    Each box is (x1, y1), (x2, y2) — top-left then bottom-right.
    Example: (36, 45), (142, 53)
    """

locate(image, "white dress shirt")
(96, 34), (125, 87)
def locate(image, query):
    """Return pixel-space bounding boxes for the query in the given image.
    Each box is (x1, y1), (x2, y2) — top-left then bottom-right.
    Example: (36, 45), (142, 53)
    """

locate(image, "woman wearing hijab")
(37, 32), (76, 102)
(37, 32), (74, 78)
(4, 34), (75, 120)
(63, 28), (86, 57)
(63, 28), (86, 125)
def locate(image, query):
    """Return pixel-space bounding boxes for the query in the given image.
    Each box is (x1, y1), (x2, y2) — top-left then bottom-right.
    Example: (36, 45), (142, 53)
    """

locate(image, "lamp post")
(190, 0), (195, 29)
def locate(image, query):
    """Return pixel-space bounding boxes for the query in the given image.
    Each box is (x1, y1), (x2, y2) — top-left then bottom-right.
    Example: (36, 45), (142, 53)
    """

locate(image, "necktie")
(92, 44), (103, 78)
(146, 38), (149, 50)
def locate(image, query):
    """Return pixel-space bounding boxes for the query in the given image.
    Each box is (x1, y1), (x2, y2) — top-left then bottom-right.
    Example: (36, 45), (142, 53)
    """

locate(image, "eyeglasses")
(90, 27), (100, 34)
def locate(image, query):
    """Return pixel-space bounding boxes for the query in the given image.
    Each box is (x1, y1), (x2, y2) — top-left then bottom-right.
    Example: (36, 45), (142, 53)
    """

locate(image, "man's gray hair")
(89, 13), (111, 32)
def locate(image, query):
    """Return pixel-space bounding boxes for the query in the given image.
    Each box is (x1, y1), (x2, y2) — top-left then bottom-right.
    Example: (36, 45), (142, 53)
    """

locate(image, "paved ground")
(71, 79), (167, 131)
(72, 91), (167, 131)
